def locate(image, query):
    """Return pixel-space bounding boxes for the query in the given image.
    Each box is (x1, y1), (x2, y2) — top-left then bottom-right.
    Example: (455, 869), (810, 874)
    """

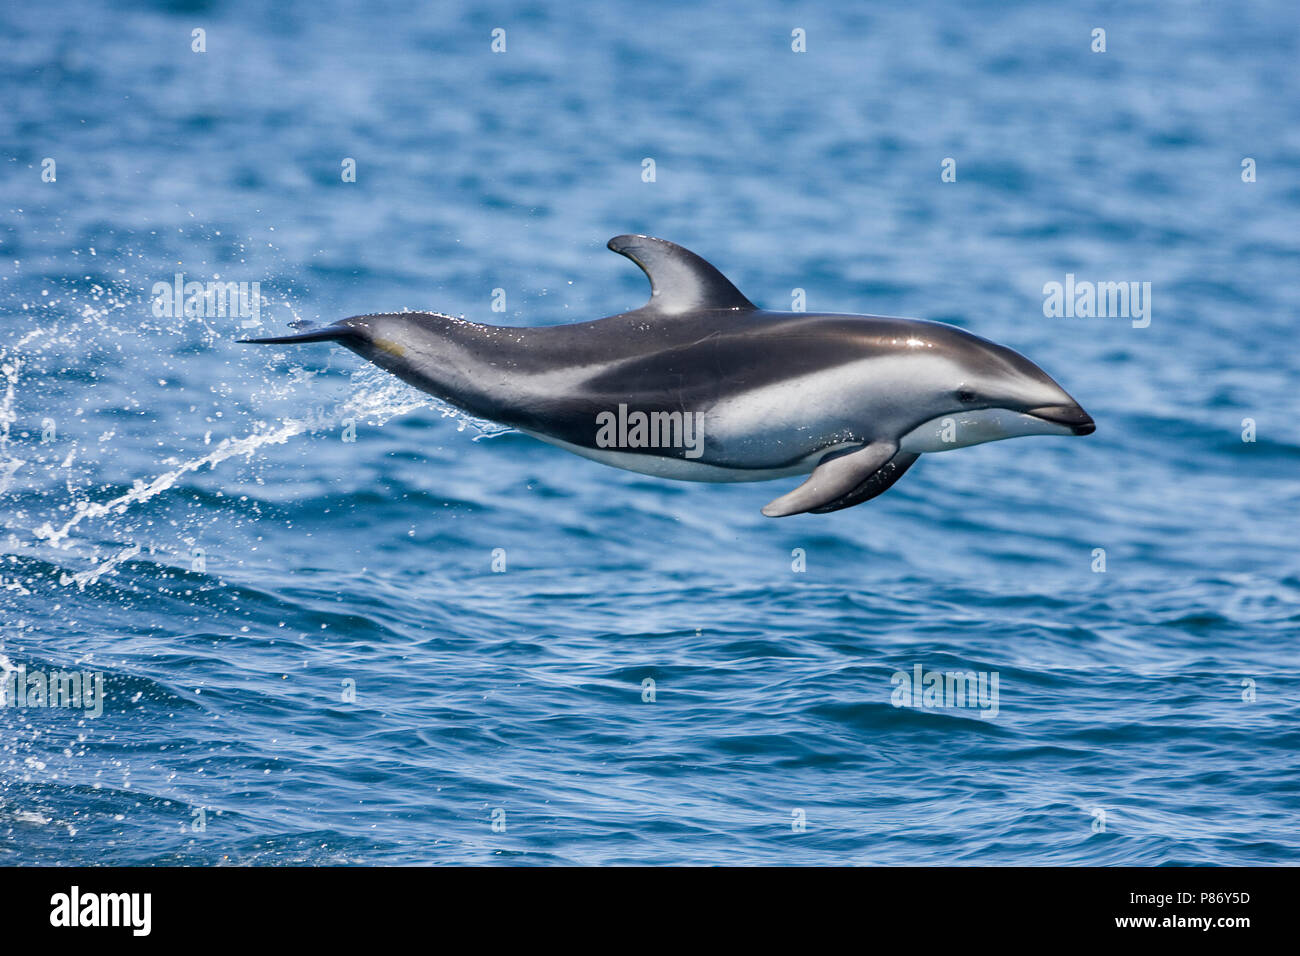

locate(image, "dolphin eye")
(956, 387), (978, 404)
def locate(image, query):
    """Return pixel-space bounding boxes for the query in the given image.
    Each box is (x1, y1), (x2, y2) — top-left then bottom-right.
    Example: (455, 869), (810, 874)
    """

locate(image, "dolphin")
(244, 235), (1094, 516)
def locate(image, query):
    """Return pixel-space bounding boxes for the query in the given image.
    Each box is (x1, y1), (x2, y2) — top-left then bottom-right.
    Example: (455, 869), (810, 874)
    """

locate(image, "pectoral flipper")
(761, 442), (919, 517)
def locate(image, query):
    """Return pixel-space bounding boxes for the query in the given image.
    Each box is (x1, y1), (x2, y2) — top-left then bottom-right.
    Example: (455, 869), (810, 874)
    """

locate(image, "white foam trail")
(3, 266), (504, 590)
(0, 651), (16, 707)
(59, 543), (143, 590)
(0, 356), (24, 495)
(2, 319), (513, 589)
(34, 418), (310, 549)
(32, 364), (509, 565)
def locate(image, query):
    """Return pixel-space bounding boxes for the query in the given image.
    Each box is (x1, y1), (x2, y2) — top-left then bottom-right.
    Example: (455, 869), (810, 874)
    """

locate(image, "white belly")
(516, 360), (875, 482)
(520, 429), (856, 483)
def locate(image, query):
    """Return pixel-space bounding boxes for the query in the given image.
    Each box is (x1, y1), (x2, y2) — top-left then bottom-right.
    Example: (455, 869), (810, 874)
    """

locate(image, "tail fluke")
(239, 323), (356, 346)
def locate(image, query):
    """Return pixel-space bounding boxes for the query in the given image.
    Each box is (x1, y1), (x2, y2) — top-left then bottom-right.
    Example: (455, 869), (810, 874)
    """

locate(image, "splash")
(33, 415), (312, 549)
(5, 275), (512, 588)
(0, 356), (23, 495)
(58, 543), (143, 591)
(27, 362), (511, 580)
(0, 651), (15, 707)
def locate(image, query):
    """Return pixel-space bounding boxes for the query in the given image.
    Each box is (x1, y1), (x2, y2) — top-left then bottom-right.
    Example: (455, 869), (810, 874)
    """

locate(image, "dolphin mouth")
(1027, 404), (1096, 435)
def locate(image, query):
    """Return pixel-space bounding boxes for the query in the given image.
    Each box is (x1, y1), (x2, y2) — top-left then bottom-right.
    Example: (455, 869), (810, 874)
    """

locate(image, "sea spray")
(27, 363), (512, 585)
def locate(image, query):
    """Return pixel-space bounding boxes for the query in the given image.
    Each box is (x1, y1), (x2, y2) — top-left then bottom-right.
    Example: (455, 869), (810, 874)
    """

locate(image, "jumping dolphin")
(244, 235), (1094, 516)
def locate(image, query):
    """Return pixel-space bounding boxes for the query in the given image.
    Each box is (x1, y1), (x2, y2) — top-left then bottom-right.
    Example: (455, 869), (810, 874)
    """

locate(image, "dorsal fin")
(607, 235), (755, 314)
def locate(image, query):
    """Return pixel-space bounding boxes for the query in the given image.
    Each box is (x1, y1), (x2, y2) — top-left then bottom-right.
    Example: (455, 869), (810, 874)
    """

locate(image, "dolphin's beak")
(1027, 403), (1096, 435)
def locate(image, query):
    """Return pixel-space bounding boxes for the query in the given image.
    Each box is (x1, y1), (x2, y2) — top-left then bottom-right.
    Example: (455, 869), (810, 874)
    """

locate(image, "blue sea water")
(1, 0), (1298, 866)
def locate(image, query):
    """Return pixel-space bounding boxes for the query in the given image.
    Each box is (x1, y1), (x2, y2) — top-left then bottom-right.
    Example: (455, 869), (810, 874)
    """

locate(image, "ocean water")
(2, 0), (1298, 866)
